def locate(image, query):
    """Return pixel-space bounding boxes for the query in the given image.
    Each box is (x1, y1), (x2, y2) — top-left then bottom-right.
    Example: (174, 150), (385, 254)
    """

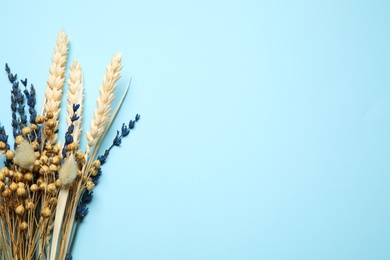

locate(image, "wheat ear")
(41, 30), (69, 144)
(66, 60), (84, 143)
(85, 53), (122, 158)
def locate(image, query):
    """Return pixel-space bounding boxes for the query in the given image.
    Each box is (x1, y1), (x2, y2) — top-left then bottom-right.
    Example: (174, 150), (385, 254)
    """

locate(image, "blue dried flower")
(75, 202), (89, 221)
(73, 103), (80, 112)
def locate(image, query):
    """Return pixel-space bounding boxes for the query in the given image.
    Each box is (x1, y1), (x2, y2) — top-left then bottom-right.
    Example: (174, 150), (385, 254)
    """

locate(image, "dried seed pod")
(21, 126), (31, 136)
(1, 167), (9, 177)
(32, 141), (39, 150)
(47, 183), (57, 194)
(24, 173), (34, 182)
(51, 155), (61, 165)
(25, 200), (35, 210)
(20, 221), (28, 230)
(89, 167), (97, 176)
(15, 171), (24, 182)
(1, 188), (11, 197)
(35, 115), (45, 124)
(46, 111), (54, 119)
(0, 141), (6, 150)
(49, 197), (58, 205)
(15, 135), (24, 145)
(40, 165), (49, 174)
(6, 150), (15, 160)
(49, 164), (57, 173)
(92, 160), (101, 168)
(9, 182), (18, 191)
(30, 123), (37, 131)
(17, 187), (26, 197)
(41, 207), (51, 218)
(15, 205), (25, 215)
(40, 155), (48, 165)
(46, 119), (56, 129)
(39, 182), (47, 191)
(55, 179), (62, 187)
(0, 181), (5, 190)
(17, 182), (25, 188)
(86, 181), (95, 191)
(52, 145), (60, 154)
(35, 152), (41, 159)
(0, 172), (4, 181)
(30, 184), (39, 192)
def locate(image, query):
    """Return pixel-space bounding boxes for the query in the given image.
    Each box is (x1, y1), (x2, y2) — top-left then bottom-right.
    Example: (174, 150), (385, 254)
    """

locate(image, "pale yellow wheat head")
(43, 30), (69, 143)
(66, 61), (84, 144)
(85, 53), (122, 156)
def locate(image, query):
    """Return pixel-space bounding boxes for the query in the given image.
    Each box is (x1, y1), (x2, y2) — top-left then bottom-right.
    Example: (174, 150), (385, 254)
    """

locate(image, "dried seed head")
(20, 221), (28, 230)
(46, 119), (56, 129)
(8, 170), (14, 178)
(0, 141), (6, 150)
(39, 165), (49, 174)
(0, 172), (4, 181)
(15, 135), (24, 145)
(49, 164), (57, 173)
(46, 111), (54, 119)
(15, 171), (24, 182)
(24, 173), (34, 182)
(86, 181), (95, 191)
(89, 167), (98, 176)
(51, 155), (61, 165)
(41, 207), (51, 218)
(59, 155), (78, 186)
(49, 197), (58, 205)
(1, 188), (11, 197)
(30, 184), (39, 192)
(40, 182), (47, 191)
(17, 187), (26, 197)
(53, 145), (60, 154)
(1, 167), (9, 177)
(21, 126), (31, 136)
(35, 115), (45, 124)
(17, 182), (25, 188)
(0, 181), (5, 190)
(15, 205), (25, 215)
(40, 155), (48, 165)
(35, 152), (41, 159)
(30, 123), (37, 131)
(10, 182), (18, 191)
(32, 141), (39, 150)
(44, 129), (53, 137)
(55, 179), (62, 187)
(15, 140), (35, 170)
(25, 199), (35, 210)
(47, 183), (57, 194)
(45, 143), (53, 151)
(92, 160), (101, 168)
(6, 150), (15, 160)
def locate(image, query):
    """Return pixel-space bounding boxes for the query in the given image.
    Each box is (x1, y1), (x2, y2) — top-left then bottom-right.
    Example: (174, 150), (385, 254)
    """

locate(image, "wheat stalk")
(41, 30), (69, 144)
(66, 61), (84, 143)
(85, 53), (122, 159)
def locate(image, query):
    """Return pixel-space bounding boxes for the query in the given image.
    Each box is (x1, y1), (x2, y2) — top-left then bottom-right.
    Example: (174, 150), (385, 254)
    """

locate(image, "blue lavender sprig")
(62, 104), (80, 158)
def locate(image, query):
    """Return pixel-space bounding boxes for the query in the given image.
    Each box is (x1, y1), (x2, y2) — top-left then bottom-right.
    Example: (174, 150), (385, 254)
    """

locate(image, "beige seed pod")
(30, 123), (37, 131)
(89, 167), (97, 176)
(32, 141), (39, 150)
(8, 170), (14, 178)
(25, 200), (35, 210)
(86, 181), (95, 191)
(47, 183), (57, 194)
(17, 187), (26, 197)
(51, 155), (61, 165)
(1, 188), (11, 197)
(46, 119), (56, 129)
(0, 172), (4, 181)
(6, 150), (15, 160)
(55, 179), (62, 187)
(35, 115), (45, 124)
(53, 145), (60, 154)
(0, 141), (6, 150)
(15, 135), (24, 145)
(40, 165), (49, 174)
(45, 129), (53, 137)
(30, 184), (39, 192)
(1, 167), (9, 177)
(9, 182), (18, 191)
(49, 197), (58, 205)
(20, 221), (28, 230)
(46, 143), (53, 151)
(0, 181), (5, 190)
(40, 182), (47, 191)
(41, 207), (51, 218)
(15, 205), (25, 215)
(17, 182), (25, 188)
(35, 152), (41, 159)
(40, 155), (48, 165)
(46, 111), (54, 119)
(24, 173), (34, 182)
(92, 160), (101, 168)
(15, 171), (24, 182)
(21, 126), (31, 136)
(49, 164), (57, 173)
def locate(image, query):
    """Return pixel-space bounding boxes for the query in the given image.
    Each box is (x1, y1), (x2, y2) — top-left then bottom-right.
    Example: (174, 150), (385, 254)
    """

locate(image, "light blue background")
(1, 1), (390, 259)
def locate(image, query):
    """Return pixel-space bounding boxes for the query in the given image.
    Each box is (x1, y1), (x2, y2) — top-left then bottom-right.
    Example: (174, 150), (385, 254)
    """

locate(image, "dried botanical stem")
(66, 61), (84, 143)
(85, 53), (122, 159)
(41, 30), (69, 144)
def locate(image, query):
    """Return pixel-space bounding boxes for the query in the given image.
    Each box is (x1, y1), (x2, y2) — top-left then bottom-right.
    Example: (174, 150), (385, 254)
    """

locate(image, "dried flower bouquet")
(0, 30), (139, 260)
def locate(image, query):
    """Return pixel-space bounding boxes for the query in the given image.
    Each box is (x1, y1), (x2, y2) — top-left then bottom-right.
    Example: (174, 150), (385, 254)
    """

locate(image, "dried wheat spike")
(86, 53), (122, 156)
(43, 30), (69, 143)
